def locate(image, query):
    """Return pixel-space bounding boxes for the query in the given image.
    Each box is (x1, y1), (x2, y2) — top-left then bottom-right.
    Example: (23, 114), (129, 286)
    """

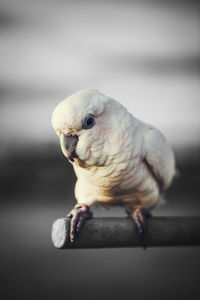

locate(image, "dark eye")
(82, 114), (95, 129)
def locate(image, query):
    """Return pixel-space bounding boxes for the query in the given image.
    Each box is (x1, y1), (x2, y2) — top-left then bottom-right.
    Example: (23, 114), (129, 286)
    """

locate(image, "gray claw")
(67, 204), (93, 243)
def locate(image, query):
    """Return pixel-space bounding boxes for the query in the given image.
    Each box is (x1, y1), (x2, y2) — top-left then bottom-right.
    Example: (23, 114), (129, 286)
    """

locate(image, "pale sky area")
(0, 0), (200, 152)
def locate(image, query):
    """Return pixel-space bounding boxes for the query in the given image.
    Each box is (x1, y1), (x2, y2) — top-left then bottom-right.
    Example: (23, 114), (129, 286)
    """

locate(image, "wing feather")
(143, 126), (175, 192)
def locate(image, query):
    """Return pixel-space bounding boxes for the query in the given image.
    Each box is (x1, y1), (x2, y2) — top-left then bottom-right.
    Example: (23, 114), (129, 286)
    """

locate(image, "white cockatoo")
(52, 89), (175, 242)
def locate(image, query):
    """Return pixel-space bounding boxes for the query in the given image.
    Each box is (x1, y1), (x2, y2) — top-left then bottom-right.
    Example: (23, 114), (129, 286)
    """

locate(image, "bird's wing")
(143, 126), (175, 192)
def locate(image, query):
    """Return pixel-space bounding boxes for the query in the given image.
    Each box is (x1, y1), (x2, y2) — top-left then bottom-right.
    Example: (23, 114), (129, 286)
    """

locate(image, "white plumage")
(52, 89), (175, 240)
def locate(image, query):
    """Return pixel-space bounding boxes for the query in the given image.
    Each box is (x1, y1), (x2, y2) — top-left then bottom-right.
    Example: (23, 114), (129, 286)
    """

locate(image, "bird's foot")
(126, 207), (150, 248)
(67, 203), (93, 243)
(132, 208), (147, 237)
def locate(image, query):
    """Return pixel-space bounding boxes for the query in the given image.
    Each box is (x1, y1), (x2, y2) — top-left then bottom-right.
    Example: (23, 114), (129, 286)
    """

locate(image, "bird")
(52, 89), (175, 243)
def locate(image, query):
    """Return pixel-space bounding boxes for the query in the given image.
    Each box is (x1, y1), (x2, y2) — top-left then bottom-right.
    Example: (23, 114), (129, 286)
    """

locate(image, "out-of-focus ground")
(0, 1), (200, 300)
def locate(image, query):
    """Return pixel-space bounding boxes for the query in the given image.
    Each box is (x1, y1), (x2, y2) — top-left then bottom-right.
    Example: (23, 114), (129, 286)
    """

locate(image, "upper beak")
(60, 133), (78, 162)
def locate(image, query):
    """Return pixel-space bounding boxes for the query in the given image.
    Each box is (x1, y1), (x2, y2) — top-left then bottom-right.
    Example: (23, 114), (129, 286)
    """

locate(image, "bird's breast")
(74, 140), (160, 209)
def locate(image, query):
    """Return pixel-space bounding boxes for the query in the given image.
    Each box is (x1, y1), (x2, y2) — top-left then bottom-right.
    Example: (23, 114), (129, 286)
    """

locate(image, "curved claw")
(126, 207), (150, 238)
(132, 208), (147, 237)
(67, 204), (93, 243)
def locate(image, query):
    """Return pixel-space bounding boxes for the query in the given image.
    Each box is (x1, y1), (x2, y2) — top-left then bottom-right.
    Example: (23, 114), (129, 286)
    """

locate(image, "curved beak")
(60, 133), (78, 162)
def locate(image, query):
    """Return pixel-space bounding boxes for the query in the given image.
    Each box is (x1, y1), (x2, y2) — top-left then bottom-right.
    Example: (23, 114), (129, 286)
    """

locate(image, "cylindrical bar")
(51, 217), (200, 249)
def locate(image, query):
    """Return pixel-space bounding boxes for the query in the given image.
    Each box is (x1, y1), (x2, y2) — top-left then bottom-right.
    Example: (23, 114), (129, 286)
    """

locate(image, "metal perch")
(51, 217), (200, 249)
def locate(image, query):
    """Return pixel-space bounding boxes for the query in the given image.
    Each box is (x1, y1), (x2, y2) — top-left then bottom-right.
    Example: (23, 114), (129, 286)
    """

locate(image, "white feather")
(52, 89), (176, 211)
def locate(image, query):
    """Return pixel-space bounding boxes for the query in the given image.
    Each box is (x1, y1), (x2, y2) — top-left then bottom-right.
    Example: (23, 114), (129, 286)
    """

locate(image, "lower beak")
(60, 133), (78, 162)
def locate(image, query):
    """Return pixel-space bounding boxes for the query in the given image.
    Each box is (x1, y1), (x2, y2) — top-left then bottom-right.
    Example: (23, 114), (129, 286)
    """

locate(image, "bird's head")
(52, 89), (133, 168)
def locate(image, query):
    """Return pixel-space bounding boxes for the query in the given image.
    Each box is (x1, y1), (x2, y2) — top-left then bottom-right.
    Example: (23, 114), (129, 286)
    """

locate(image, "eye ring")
(82, 114), (95, 129)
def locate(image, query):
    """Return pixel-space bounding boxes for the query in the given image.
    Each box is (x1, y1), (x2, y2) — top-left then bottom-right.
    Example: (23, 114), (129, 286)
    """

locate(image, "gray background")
(0, 1), (200, 299)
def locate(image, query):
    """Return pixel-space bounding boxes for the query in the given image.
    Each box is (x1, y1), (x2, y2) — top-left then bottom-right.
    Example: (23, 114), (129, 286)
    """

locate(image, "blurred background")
(0, 0), (200, 299)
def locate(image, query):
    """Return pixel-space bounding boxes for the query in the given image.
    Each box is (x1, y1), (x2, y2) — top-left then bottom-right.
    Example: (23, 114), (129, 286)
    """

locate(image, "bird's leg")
(126, 207), (150, 238)
(67, 203), (93, 243)
(132, 208), (147, 237)
(126, 206), (151, 249)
